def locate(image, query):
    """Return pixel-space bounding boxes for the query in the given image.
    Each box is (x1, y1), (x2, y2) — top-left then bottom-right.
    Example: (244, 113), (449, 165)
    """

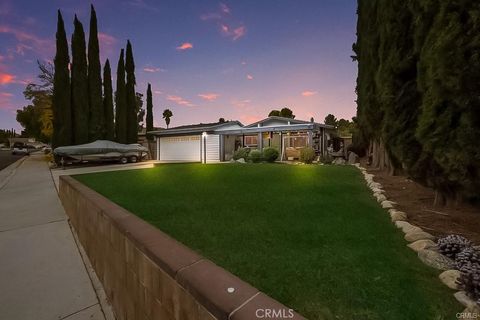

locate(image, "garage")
(159, 135), (201, 162)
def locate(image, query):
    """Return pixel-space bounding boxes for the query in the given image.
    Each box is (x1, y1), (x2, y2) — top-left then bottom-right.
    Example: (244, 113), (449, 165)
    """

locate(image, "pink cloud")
(246, 74), (254, 80)
(143, 67), (165, 73)
(0, 91), (14, 110)
(167, 95), (195, 107)
(198, 93), (219, 101)
(302, 90), (318, 97)
(0, 92), (13, 97)
(220, 24), (246, 41)
(200, 12), (222, 21)
(241, 61), (246, 65)
(0, 73), (15, 85)
(231, 99), (251, 108)
(0, 25), (53, 58)
(176, 42), (193, 51)
(153, 90), (163, 95)
(98, 32), (117, 57)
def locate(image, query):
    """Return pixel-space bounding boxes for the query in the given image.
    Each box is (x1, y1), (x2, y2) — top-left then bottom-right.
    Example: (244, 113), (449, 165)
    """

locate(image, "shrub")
(248, 149), (263, 163)
(233, 147), (248, 160)
(437, 235), (472, 259)
(320, 154), (333, 164)
(263, 147), (279, 163)
(300, 147), (316, 164)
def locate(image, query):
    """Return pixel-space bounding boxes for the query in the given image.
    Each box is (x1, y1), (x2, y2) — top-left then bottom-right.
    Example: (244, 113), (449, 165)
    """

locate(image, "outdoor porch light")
(202, 132), (207, 137)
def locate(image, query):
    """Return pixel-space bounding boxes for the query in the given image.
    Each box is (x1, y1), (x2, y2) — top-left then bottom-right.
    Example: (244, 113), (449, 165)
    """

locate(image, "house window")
(244, 135), (258, 147)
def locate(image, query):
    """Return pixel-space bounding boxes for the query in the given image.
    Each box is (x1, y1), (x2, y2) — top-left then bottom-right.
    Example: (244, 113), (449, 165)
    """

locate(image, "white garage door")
(159, 135), (201, 162)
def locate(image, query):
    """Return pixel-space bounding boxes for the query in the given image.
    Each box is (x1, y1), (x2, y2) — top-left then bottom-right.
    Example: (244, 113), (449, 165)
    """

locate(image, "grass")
(75, 163), (461, 320)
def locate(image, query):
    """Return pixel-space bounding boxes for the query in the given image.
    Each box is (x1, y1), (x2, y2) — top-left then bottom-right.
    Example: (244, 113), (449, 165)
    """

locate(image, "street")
(0, 150), (24, 171)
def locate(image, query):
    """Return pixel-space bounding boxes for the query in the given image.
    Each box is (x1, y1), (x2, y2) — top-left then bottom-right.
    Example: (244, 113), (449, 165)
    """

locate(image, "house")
(148, 116), (335, 163)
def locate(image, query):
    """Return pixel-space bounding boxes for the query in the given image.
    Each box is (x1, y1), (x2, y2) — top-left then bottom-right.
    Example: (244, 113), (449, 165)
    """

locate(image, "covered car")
(53, 140), (148, 164)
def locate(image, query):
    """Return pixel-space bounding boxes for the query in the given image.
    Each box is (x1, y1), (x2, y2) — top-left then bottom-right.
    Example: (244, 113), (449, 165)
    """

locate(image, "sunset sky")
(0, 0), (357, 132)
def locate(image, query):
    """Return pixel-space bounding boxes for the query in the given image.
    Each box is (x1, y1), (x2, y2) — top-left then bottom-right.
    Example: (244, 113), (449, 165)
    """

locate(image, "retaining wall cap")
(177, 259), (260, 320)
(229, 292), (306, 320)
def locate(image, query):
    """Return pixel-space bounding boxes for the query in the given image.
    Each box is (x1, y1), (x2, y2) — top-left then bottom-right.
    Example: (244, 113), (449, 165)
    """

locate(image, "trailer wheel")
(119, 157), (128, 164)
(129, 156), (138, 163)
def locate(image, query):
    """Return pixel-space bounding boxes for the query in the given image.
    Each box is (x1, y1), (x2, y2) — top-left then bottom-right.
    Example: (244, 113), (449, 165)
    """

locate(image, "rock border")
(352, 163), (479, 312)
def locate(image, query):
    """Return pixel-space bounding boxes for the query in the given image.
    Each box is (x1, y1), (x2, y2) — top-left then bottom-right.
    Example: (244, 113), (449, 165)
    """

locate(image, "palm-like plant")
(162, 109), (173, 128)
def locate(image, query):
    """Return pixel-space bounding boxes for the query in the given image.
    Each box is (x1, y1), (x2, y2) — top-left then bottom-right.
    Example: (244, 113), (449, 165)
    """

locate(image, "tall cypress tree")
(87, 5), (103, 140)
(52, 10), (72, 148)
(125, 40), (137, 143)
(115, 49), (127, 143)
(103, 59), (114, 140)
(146, 83), (153, 140)
(71, 15), (89, 144)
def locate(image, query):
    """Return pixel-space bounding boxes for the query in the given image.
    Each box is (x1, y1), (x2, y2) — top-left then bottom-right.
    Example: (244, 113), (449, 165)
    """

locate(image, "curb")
(0, 156), (27, 190)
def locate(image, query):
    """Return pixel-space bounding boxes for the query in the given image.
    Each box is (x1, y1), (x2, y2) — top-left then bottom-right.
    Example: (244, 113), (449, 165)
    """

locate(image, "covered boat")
(54, 140), (149, 164)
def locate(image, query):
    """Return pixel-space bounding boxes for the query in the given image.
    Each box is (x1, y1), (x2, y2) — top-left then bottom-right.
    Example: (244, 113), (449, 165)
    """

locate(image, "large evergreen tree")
(354, 0), (480, 203)
(125, 40), (137, 143)
(103, 59), (114, 140)
(71, 15), (89, 144)
(146, 83), (154, 140)
(115, 49), (127, 143)
(87, 5), (103, 141)
(52, 10), (71, 148)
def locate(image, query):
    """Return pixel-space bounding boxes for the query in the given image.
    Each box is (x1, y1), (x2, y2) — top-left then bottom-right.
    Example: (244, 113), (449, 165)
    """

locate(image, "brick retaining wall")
(59, 175), (304, 320)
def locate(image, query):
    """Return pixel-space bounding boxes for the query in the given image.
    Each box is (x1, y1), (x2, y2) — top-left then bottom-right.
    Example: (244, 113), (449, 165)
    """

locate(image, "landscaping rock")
(462, 305), (480, 318)
(405, 230), (435, 242)
(418, 249), (455, 270)
(229, 158), (236, 163)
(439, 270), (461, 290)
(454, 291), (479, 309)
(390, 210), (407, 221)
(236, 158), (246, 163)
(332, 158), (346, 165)
(408, 239), (437, 252)
(347, 152), (359, 164)
(381, 200), (395, 209)
(375, 193), (387, 203)
(395, 221), (419, 233)
(364, 173), (374, 180)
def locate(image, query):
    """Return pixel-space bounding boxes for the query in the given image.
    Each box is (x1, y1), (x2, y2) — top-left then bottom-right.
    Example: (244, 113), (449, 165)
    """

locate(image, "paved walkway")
(0, 154), (107, 320)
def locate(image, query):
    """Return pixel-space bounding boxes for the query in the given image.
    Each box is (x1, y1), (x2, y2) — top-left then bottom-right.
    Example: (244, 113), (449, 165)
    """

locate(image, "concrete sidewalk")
(0, 154), (107, 320)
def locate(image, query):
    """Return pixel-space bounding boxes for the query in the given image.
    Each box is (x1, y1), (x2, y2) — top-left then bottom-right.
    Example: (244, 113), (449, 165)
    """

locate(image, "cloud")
(200, 12), (222, 21)
(98, 32), (118, 58)
(0, 73), (15, 85)
(0, 91), (14, 110)
(124, 0), (159, 12)
(176, 42), (193, 51)
(143, 67), (165, 73)
(220, 24), (246, 41)
(231, 99), (251, 108)
(0, 25), (53, 58)
(198, 93), (219, 101)
(153, 90), (163, 95)
(241, 61), (246, 65)
(246, 74), (254, 80)
(167, 95), (195, 107)
(220, 3), (231, 14)
(302, 90), (318, 97)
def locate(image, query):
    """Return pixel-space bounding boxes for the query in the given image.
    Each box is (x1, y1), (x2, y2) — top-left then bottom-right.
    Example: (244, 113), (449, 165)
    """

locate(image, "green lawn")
(75, 164), (460, 320)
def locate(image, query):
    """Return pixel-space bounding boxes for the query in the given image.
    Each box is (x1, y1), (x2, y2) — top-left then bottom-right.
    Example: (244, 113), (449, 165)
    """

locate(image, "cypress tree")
(115, 49), (127, 143)
(87, 5), (103, 140)
(125, 40), (137, 144)
(52, 10), (72, 148)
(146, 83), (153, 140)
(71, 15), (89, 144)
(103, 59), (114, 140)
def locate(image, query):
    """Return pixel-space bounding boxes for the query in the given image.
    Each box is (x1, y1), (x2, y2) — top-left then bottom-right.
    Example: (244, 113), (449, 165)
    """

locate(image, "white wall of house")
(158, 135), (201, 162)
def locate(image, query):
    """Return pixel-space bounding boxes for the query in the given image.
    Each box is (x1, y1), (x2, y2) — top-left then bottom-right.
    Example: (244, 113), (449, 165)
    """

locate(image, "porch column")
(307, 131), (313, 147)
(258, 132), (263, 150)
(280, 132), (284, 160)
(156, 136), (160, 160)
(219, 135), (225, 162)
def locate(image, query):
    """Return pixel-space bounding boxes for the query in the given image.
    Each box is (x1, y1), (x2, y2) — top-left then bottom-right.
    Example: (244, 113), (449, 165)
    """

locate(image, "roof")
(148, 120), (243, 136)
(245, 116), (312, 127)
(148, 117), (334, 136)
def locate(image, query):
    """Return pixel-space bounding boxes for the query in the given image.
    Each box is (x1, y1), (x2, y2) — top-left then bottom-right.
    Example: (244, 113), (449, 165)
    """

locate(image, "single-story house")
(148, 116), (335, 163)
